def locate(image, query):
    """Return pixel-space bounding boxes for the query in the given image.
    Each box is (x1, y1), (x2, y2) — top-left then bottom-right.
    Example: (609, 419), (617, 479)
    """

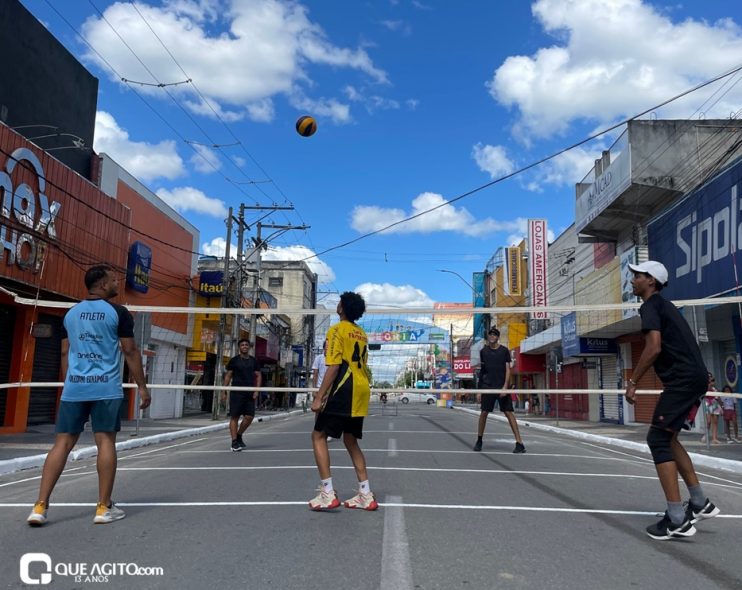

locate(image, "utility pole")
(231, 204), (246, 352)
(248, 221), (309, 349)
(212, 207), (233, 420)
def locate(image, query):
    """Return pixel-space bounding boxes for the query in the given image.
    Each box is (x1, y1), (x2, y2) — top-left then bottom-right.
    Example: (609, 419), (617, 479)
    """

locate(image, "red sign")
(528, 219), (548, 319)
(453, 356), (473, 377)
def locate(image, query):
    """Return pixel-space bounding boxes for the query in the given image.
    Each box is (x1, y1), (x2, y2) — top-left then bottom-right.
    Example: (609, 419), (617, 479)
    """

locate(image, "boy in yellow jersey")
(309, 291), (377, 511)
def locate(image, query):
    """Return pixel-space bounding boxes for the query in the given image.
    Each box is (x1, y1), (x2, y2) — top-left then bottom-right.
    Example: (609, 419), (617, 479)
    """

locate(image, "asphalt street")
(2, 403), (741, 590)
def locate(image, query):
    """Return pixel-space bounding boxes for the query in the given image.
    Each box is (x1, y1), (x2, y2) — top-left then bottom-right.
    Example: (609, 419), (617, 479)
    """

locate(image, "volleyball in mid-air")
(296, 115), (317, 137)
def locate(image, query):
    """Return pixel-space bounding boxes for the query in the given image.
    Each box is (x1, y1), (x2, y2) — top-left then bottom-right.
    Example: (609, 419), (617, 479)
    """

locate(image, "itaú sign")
(0, 148), (61, 272)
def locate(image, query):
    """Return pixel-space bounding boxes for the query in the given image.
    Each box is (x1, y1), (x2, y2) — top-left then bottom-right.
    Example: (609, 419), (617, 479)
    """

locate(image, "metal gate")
(599, 355), (622, 424)
(28, 314), (63, 425)
(0, 306), (15, 425)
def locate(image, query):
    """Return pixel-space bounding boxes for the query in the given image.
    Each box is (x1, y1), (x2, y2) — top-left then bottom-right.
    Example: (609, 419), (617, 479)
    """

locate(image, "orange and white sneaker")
(27, 501), (48, 526)
(308, 488), (340, 511)
(343, 491), (378, 511)
(93, 502), (126, 524)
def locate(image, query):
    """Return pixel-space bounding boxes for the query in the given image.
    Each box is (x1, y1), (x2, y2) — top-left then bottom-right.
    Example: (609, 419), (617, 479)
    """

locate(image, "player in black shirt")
(224, 339), (262, 451)
(473, 327), (525, 453)
(626, 261), (719, 540)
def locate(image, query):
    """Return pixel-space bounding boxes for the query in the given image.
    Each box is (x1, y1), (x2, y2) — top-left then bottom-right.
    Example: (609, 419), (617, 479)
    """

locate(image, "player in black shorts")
(224, 339), (262, 451)
(626, 261), (720, 540)
(473, 327), (525, 453)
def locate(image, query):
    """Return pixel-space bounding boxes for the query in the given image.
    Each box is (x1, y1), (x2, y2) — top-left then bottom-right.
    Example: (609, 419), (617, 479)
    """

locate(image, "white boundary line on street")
(454, 406), (742, 474)
(1, 501), (741, 518)
(381, 495), (414, 590)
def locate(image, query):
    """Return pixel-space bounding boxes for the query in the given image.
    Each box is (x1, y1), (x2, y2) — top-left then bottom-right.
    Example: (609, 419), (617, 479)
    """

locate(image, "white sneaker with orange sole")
(308, 489), (340, 511)
(343, 492), (379, 511)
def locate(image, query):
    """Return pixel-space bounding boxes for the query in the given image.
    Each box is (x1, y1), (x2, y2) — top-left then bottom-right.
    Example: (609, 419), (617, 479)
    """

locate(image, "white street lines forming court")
(380, 495), (414, 590)
(3, 408), (742, 589)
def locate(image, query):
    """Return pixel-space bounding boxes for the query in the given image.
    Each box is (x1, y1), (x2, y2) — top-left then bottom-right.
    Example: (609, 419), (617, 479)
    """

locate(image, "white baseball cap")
(628, 260), (668, 286)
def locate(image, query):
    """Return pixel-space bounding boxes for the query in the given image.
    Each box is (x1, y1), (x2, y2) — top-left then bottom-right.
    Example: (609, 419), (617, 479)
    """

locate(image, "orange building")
(0, 129), (198, 433)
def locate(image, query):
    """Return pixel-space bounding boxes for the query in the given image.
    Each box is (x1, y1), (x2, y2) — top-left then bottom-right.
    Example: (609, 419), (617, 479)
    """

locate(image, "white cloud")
(262, 245), (336, 284)
(405, 99), (419, 110)
(201, 236), (237, 257)
(343, 86), (403, 114)
(472, 143), (516, 178)
(355, 282), (434, 308)
(289, 93), (351, 124)
(81, 0), (387, 122)
(189, 144), (222, 173)
(380, 19), (411, 35)
(488, 0), (742, 139)
(94, 111), (185, 182)
(156, 186), (227, 217)
(351, 192), (526, 237)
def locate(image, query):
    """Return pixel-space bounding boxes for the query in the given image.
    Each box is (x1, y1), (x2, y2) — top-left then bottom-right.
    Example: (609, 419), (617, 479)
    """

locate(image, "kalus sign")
(0, 148), (61, 272)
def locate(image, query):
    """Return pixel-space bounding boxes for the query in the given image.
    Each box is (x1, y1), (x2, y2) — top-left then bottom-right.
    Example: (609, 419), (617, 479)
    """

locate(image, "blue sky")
(21, 0), (742, 309)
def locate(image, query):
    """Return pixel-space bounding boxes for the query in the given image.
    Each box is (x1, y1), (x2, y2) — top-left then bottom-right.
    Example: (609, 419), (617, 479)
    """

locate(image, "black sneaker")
(473, 440), (482, 452)
(513, 442), (526, 454)
(231, 439), (241, 452)
(646, 512), (696, 540)
(686, 499), (720, 524)
(237, 436), (247, 450)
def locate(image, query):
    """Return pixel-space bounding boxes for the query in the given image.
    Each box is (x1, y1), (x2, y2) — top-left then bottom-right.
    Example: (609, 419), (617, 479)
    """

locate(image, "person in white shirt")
(311, 340), (328, 404)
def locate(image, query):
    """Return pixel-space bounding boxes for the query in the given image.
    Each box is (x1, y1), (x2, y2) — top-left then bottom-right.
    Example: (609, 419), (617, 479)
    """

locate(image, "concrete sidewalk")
(2, 404), (742, 476)
(454, 404), (742, 474)
(0, 408), (307, 475)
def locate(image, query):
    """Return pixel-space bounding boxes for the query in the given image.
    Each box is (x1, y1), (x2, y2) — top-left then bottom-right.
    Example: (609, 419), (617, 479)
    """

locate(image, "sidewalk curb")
(453, 406), (742, 475)
(0, 409), (307, 477)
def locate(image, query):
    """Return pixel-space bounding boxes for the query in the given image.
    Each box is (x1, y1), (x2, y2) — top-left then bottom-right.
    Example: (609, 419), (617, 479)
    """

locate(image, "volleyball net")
(2, 289), (742, 426)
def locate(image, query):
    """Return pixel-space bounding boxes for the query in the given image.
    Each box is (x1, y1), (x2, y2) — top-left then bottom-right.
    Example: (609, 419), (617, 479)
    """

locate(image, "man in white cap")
(626, 260), (719, 540)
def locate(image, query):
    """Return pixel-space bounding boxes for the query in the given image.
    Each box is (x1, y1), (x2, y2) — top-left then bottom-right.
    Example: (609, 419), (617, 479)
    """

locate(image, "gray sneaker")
(93, 502), (126, 524)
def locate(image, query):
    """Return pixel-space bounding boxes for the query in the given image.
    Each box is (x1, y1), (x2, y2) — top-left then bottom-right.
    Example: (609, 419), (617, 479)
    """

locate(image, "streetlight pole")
(437, 269), (474, 292)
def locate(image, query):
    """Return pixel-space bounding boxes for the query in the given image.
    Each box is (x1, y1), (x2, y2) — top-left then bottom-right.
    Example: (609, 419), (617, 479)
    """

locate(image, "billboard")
(472, 271), (487, 340)
(505, 247), (522, 296)
(528, 219), (548, 318)
(575, 149), (631, 233)
(647, 159), (742, 299)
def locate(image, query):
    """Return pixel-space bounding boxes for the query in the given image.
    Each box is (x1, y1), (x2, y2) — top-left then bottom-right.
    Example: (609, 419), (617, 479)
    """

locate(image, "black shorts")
(481, 393), (514, 413)
(314, 413), (364, 439)
(229, 393), (256, 418)
(652, 386), (706, 431)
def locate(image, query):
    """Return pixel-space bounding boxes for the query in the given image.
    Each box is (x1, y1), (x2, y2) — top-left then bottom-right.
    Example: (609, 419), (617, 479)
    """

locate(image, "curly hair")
(339, 291), (366, 322)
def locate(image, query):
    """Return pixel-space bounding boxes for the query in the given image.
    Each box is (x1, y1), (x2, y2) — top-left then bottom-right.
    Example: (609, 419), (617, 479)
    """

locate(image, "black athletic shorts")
(229, 392), (256, 418)
(481, 393), (514, 413)
(314, 413), (364, 439)
(652, 384), (706, 432)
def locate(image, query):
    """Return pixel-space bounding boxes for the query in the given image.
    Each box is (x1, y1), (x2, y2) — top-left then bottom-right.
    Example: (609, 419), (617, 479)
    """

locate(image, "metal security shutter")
(28, 314), (63, 425)
(631, 341), (662, 424)
(0, 306), (16, 424)
(599, 356), (621, 424)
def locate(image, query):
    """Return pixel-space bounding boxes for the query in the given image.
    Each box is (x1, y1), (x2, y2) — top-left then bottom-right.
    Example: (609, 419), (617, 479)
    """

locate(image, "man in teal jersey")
(27, 264), (149, 526)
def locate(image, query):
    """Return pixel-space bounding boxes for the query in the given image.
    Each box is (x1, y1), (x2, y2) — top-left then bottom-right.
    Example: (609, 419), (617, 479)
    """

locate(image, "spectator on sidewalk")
(721, 385), (740, 443)
(701, 373), (722, 445)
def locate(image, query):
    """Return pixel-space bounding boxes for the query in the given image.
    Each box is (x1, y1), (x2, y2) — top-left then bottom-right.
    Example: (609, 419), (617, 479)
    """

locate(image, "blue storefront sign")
(473, 271), (486, 340)
(126, 241), (151, 293)
(198, 271), (224, 297)
(647, 159), (742, 299)
(562, 312), (617, 356)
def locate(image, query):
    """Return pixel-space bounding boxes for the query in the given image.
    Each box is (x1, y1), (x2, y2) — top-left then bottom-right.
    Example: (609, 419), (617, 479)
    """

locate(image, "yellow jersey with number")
(322, 320), (370, 417)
